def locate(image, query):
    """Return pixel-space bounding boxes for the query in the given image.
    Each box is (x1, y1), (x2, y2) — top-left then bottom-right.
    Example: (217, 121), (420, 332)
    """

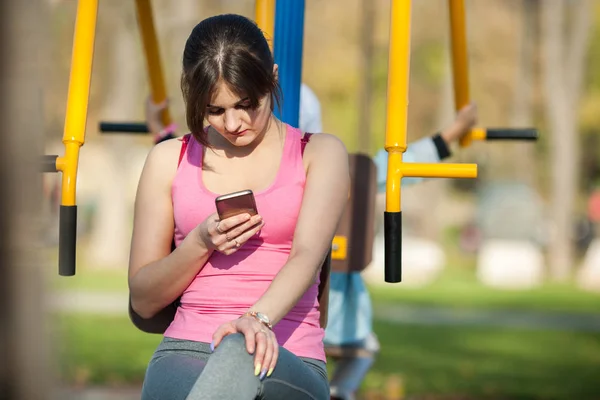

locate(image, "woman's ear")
(273, 64), (279, 81)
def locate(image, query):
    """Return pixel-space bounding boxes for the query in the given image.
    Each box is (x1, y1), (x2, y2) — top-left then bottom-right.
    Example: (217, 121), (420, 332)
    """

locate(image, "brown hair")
(181, 14), (281, 146)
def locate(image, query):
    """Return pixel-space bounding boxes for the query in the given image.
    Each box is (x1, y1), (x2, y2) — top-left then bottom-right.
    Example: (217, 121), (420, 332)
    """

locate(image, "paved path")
(51, 290), (600, 332)
(53, 387), (141, 400)
(373, 303), (600, 332)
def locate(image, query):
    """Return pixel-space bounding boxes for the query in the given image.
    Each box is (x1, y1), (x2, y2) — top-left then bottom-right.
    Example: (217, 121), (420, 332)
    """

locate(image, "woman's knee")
(213, 333), (249, 359)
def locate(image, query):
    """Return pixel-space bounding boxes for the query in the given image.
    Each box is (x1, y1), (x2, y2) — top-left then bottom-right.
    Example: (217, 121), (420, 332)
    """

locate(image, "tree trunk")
(357, 0), (375, 154)
(0, 1), (53, 398)
(541, 0), (593, 281)
(510, 0), (538, 186)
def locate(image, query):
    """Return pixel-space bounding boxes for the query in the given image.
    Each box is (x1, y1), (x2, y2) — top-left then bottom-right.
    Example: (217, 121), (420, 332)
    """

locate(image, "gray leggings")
(141, 334), (329, 400)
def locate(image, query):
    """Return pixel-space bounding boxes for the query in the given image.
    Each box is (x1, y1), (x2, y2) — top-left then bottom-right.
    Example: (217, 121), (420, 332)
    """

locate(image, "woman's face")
(205, 80), (272, 147)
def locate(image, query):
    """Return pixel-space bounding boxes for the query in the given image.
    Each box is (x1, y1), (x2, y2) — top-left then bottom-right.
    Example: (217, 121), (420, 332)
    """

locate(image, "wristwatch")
(242, 311), (273, 330)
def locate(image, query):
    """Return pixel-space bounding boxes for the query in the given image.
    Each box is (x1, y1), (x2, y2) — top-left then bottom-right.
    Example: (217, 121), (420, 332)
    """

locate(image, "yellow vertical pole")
(56, 0), (98, 205)
(135, 0), (172, 126)
(448, 0), (472, 146)
(255, 0), (276, 50)
(384, 0), (411, 213)
(382, 0), (411, 283)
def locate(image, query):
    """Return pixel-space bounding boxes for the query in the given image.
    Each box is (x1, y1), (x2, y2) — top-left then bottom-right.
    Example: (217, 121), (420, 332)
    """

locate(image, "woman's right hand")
(145, 96), (168, 135)
(196, 212), (264, 255)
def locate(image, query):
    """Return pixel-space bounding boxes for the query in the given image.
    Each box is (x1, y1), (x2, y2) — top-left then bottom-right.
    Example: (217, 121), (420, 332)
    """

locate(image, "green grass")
(369, 268), (600, 315)
(52, 313), (162, 386)
(53, 313), (600, 399)
(51, 262), (600, 316)
(366, 321), (600, 400)
(51, 267), (128, 292)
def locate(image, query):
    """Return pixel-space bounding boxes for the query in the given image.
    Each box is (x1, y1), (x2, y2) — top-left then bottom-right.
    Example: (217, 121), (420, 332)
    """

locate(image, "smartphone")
(215, 189), (258, 220)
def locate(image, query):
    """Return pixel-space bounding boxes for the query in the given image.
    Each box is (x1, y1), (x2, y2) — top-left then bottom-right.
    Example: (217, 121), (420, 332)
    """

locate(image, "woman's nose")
(224, 110), (242, 133)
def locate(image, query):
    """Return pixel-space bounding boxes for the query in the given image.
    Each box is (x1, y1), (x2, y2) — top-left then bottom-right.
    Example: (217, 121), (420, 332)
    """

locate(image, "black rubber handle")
(41, 155), (58, 173)
(59, 205), (77, 276)
(486, 128), (538, 141)
(99, 122), (149, 133)
(384, 211), (402, 283)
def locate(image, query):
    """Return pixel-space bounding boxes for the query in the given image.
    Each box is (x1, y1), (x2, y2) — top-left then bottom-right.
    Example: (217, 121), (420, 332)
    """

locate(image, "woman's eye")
(207, 108), (223, 115)
(236, 104), (251, 110)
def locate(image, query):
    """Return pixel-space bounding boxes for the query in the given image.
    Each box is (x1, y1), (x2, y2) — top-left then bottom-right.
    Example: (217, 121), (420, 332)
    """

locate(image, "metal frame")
(46, 0), (537, 280)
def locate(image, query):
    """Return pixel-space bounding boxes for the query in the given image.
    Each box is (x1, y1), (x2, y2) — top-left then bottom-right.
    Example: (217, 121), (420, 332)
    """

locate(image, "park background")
(23, 0), (600, 399)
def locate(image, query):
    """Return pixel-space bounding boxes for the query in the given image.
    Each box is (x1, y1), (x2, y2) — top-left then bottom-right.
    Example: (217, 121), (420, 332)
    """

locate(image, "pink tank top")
(164, 124), (325, 361)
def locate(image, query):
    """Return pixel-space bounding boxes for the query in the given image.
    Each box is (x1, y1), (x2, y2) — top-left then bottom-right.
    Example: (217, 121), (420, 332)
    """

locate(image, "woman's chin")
(226, 136), (251, 147)
(227, 132), (259, 146)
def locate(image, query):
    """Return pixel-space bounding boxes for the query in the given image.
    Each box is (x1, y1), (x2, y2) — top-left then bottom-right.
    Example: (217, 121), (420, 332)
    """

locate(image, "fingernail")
(254, 363), (261, 376)
(259, 369), (267, 380)
(210, 341), (214, 352)
(267, 368), (274, 377)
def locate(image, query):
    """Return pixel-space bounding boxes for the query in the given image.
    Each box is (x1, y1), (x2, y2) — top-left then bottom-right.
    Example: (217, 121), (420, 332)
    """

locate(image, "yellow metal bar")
(386, 152), (404, 211)
(135, 0), (171, 126)
(57, 0), (98, 206)
(448, 0), (472, 147)
(448, 0), (470, 109)
(384, 0), (411, 213)
(402, 162), (478, 179)
(470, 127), (486, 141)
(255, 0), (276, 50)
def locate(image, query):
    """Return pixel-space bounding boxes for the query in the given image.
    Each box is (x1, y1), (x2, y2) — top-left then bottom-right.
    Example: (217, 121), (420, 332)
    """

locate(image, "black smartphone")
(215, 190), (258, 220)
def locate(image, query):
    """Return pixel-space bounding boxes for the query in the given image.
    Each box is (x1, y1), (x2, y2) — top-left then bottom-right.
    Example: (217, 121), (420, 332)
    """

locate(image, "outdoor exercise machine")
(41, 0), (98, 276)
(99, 0), (474, 284)
(44, 0), (537, 283)
(448, 0), (538, 147)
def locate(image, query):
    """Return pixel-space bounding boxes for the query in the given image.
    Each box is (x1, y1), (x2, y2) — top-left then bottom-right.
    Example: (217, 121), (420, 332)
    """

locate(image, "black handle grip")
(41, 155), (58, 173)
(59, 205), (77, 276)
(99, 122), (149, 133)
(486, 128), (538, 141)
(384, 211), (402, 283)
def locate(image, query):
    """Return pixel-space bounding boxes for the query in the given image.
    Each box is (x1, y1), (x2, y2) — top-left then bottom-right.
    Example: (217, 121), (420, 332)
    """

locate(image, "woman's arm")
(129, 138), (264, 318)
(129, 140), (209, 318)
(128, 139), (211, 318)
(145, 97), (177, 144)
(248, 133), (350, 324)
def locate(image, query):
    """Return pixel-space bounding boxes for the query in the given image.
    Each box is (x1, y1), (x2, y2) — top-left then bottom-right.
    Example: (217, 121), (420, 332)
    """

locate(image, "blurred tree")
(541, 0), (593, 281)
(510, 0), (539, 186)
(357, 0), (375, 154)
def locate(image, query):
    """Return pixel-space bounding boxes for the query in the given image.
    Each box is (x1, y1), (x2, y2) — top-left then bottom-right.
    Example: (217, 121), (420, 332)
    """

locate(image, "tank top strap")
(277, 125), (307, 184)
(175, 125), (306, 187)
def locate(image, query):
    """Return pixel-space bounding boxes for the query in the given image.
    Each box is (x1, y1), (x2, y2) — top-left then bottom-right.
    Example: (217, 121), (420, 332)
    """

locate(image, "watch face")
(256, 312), (270, 324)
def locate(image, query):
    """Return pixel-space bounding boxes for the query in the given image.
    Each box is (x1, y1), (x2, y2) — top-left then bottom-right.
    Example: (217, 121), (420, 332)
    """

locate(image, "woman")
(129, 14), (349, 400)
(146, 85), (477, 400)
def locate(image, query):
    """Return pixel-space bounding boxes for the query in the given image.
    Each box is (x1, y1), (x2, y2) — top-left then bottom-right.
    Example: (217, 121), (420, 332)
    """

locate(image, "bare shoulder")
(147, 136), (184, 163)
(145, 136), (184, 167)
(304, 133), (348, 161)
(141, 136), (186, 183)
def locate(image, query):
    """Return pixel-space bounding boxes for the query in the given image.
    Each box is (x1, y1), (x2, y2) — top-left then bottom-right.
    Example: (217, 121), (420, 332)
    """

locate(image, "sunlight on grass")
(54, 314), (600, 399)
(369, 267), (600, 315)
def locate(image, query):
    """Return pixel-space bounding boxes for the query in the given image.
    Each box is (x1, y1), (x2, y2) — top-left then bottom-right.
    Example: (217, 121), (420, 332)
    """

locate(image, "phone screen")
(215, 190), (258, 220)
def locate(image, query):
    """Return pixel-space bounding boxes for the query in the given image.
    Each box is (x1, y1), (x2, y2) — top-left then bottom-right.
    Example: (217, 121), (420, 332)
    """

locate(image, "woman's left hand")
(211, 315), (279, 380)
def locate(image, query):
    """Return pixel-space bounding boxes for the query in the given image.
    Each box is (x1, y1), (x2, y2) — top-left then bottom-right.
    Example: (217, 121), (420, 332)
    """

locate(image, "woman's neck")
(208, 116), (285, 158)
